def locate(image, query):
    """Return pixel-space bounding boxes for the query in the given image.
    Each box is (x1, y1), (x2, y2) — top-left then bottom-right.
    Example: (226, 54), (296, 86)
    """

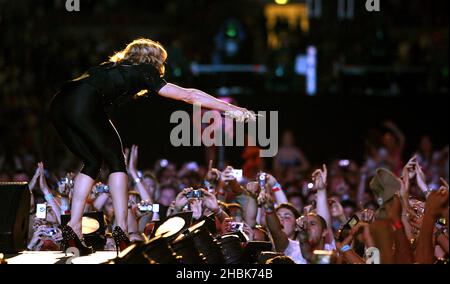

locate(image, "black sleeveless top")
(62, 61), (167, 107)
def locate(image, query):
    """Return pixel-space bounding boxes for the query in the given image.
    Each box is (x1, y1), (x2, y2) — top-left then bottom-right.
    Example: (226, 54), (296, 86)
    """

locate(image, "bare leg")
(67, 172), (96, 239)
(108, 172), (128, 233)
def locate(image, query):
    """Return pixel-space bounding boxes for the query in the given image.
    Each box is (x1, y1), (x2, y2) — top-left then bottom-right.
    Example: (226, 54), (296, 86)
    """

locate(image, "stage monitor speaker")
(0, 182), (31, 253)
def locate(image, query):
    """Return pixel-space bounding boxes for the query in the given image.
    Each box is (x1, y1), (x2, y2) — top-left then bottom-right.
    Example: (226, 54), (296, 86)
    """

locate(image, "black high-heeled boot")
(112, 226), (131, 256)
(61, 225), (94, 256)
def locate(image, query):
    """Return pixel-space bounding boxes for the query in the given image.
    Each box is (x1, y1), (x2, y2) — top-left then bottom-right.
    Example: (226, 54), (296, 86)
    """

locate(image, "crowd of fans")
(1, 122), (448, 264)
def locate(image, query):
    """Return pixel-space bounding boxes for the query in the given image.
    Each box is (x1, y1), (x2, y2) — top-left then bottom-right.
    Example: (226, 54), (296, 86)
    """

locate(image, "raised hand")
(28, 225), (47, 250)
(349, 221), (375, 248)
(403, 156), (417, 180)
(51, 228), (63, 243)
(296, 215), (309, 244)
(415, 163), (429, 196)
(35, 225), (48, 237)
(312, 164), (327, 191)
(221, 217), (233, 234)
(38, 162), (49, 191)
(205, 160), (221, 183)
(359, 208), (375, 223)
(257, 190), (274, 210)
(200, 188), (219, 212)
(190, 198), (203, 220)
(440, 177), (449, 190)
(128, 145), (139, 175)
(174, 188), (192, 209)
(303, 205), (314, 215)
(133, 199), (154, 219)
(28, 163), (42, 191)
(401, 156), (417, 202)
(424, 187), (449, 219)
(224, 108), (257, 122)
(221, 166), (236, 182)
(265, 173), (279, 189)
(246, 181), (260, 198)
(34, 164), (41, 178)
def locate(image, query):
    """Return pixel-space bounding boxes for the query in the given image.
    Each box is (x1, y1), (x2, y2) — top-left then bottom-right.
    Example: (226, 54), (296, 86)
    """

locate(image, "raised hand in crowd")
(200, 188), (219, 212)
(312, 164), (327, 191)
(189, 198), (203, 220)
(27, 225), (62, 251)
(200, 187), (229, 223)
(335, 221), (369, 264)
(37, 162), (61, 224)
(27, 225), (48, 251)
(221, 166), (243, 195)
(415, 161), (430, 197)
(264, 173), (288, 205)
(128, 145), (152, 201)
(312, 164), (333, 242)
(245, 181), (260, 198)
(132, 199), (154, 220)
(415, 182), (449, 264)
(295, 215), (312, 262)
(242, 181), (259, 227)
(358, 208), (375, 223)
(170, 187), (192, 214)
(204, 160), (221, 193)
(401, 156), (417, 200)
(28, 164), (41, 191)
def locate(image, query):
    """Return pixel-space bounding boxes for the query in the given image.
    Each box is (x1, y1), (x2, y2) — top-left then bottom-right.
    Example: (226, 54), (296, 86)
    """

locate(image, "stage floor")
(4, 250), (117, 264)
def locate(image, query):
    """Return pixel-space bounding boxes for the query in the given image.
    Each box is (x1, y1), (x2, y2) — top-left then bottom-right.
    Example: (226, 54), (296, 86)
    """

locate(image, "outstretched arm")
(415, 187), (449, 264)
(158, 83), (254, 120)
(312, 165), (333, 241)
(259, 191), (289, 252)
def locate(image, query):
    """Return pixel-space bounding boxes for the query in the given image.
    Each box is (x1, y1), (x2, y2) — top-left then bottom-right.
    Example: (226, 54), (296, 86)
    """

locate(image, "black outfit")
(49, 61), (167, 179)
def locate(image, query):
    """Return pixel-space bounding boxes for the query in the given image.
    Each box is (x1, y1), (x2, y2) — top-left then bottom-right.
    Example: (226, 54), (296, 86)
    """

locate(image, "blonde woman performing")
(49, 38), (255, 255)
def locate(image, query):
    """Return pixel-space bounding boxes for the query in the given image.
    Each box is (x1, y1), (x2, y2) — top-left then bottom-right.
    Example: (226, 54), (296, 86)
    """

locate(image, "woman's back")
(62, 61), (166, 107)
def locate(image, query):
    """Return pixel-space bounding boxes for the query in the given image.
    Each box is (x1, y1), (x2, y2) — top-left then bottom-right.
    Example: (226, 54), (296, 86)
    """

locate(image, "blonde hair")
(109, 38), (167, 75)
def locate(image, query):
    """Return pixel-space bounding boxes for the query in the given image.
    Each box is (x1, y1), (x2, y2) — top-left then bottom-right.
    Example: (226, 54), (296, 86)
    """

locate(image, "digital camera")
(186, 189), (202, 199)
(93, 183), (109, 194)
(138, 203), (160, 213)
(204, 180), (215, 193)
(230, 222), (244, 232)
(36, 203), (47, 219)
(258, 172), (266, 189)
(337, 215), (359, 242)
(45, 228), (58, 237)
(57, 177), (74, 187)
(231, 169), (243, 180)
